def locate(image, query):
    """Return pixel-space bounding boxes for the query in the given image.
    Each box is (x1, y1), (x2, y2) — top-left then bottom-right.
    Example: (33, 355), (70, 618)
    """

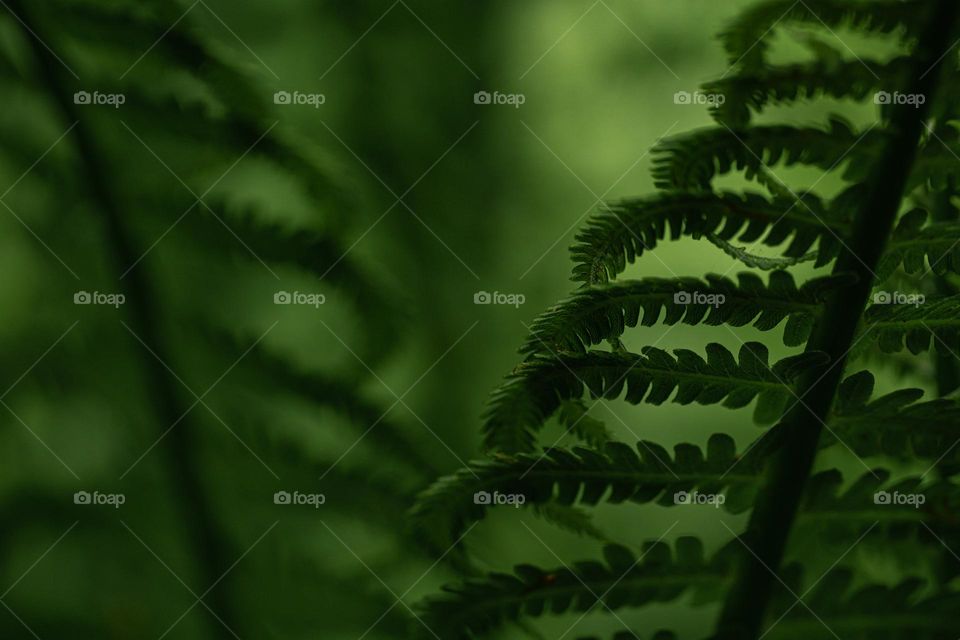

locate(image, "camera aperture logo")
(474, 290), (525, 308)
(74, 90), (126, 109)
(274, 290), (326, 308)
(873, 490), (925, 508)
(74, 290), (125, 308)
(674, 490), (725, 508)
(473, 490), (526, 508)
(673, 290), (725, 308)
(74, 490), (125, 508)
(873, 91), (925, 108)
(473, 90), (525, 109)
(273, 90), (326, 108)
(273, 490), (326, 508)
(674, 90), (725, 106)
(872, 290), (924, 307)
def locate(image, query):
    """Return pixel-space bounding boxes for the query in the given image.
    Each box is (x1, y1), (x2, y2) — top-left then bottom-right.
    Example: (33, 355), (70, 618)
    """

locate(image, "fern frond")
(524, 272), (846, 356)
(571, 191), (849, 284)
(911, 137), (960, 192)
(764, 570), (960, 639)
(705, 234), (818, 271)
(411, 434), (760, 553)
(484, 344), (827, 452)
(879, 210), (960, 280)
(415, 538), (730, 640)
(859, 294), (960, 354)
(557, 399), (613, 447)
(533, 503), (611, 543)
(650, 118), (878, 191)
(797, 469), (960, 545)
(827, 371), (960, 469)
(705, 57), (909, 127)
(720, 0), (925, 70)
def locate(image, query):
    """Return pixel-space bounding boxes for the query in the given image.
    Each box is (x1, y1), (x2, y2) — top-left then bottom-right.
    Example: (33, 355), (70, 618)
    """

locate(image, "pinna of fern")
(412, 1), (960, 639)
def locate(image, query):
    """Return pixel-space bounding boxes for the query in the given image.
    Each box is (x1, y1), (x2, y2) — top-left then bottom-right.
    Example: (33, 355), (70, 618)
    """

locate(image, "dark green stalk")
(10, 3), (240, 638)
(715, 2), (960, 638)
(930, 182), (960, 395)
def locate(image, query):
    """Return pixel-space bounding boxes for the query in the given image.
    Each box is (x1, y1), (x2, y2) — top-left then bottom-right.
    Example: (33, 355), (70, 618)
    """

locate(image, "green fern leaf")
(410, 433), (761, 553)
(557, 399), (613, 448)
(415, 538), (731, 640)
(826, 371), (960, 470)
(880, 210), (960, 280)
(524, 272), (846, 356)
(533, 502), (612, 543)
(705, 57), (908, 127)
(859, 294), (960, 354)
(484, 344), (828, 452)
(720, 0), (925, 70)
(797, 469), (960, 548)
(650, 118), (878, 191)
(764, 570), (960, 639)
(571, 191), (849, 285)
(705, 234), (818, 271)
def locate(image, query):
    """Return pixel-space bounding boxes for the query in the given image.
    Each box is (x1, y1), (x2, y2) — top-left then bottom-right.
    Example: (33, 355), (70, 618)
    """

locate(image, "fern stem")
(10, 4), (241, 638)
(930, 185), (960, 395)
(715, 2), (960, 638)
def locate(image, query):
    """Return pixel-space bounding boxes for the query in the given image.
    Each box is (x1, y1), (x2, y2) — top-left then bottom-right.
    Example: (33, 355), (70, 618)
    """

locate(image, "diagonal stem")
(714, 2), (960, 638)
(929, 179), (960, 395)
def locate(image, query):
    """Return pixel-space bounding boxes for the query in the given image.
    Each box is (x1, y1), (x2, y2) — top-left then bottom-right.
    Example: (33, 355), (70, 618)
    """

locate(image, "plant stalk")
(715, 2), (960, 637)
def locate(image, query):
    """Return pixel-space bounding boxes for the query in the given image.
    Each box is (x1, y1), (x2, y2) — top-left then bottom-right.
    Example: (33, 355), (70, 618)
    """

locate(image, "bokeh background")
(0, 1), (915, 638)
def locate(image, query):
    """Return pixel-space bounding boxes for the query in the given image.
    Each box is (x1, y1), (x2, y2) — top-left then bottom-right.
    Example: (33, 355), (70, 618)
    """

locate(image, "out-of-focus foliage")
(9, 0), (960, 639)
